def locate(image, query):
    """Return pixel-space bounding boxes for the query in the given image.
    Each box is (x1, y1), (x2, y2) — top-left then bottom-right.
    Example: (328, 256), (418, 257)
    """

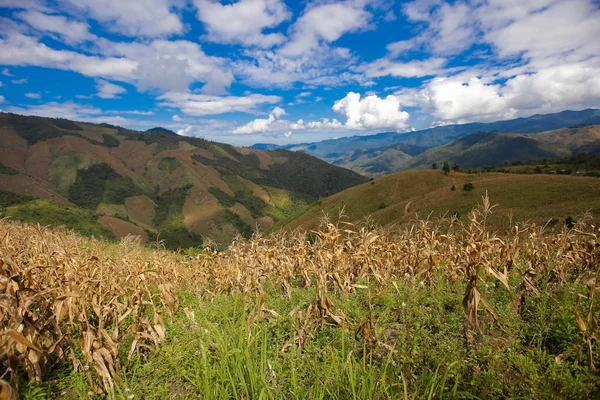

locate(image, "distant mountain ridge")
(253, 109), (600, 176)
(0, 112), (367, 248)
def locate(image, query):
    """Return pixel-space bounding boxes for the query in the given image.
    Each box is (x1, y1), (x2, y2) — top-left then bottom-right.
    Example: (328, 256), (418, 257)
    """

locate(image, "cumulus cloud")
(59, 0), (184, 37)
(332, 92), (410, 130)
(195, 0), (290, 48)
(405, 63), (600, 123)
(15, 10), (95, 44)
(25, 92), (41, 99)
(280, 2), (372, 56)
(95, 79), (126, 99)
(233, 106), (285, 134)
(289, 118), (344, 130)
(158, 91), (281, 116)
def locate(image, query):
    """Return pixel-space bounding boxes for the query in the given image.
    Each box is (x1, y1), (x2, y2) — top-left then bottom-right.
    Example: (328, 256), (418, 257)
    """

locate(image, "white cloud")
(15, 10), (95, 44)
(195, 0), (290, 48)
(59, 0), (184, 37)
(172, 114), (181, 121)
(233, 106), (286, 134)
(1, 68), (13, 77)
(0, 32), (232, 94)
(290, 118), (344, 130)
(332, 92), (410, 130)
(158, 91), (281, 116)
(95, 79), (126, 99)
(11, 78), (28, 84)
(283, 131), (291, 137)
(280, 2), (372, 56)
(6, 101), (103, 120)
(356, 57), (447, 78)
(25, 92), (41, 99)
(0, 95), (4, 103)
(411, 64), (600, 123)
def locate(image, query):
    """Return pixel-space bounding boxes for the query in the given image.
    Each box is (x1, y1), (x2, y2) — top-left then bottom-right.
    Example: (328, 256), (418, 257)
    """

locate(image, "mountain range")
(254, 109), (600, 176)
(0, 112), (366, 248)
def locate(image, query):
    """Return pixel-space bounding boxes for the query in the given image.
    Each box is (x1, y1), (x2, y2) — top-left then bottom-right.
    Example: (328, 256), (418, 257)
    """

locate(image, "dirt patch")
(96, 203), (128, 219)
(230, 203), (254, 224)
(404, 200), (414, 217)
(0, 128), (29, 172)
(111, 140), (156, 175)
(255, 216), (274, 230)
(236, 147), (272, 170)
(0, 174), (70, 204)
(98, 216), (147, 242)
(125, 195), (156, 228)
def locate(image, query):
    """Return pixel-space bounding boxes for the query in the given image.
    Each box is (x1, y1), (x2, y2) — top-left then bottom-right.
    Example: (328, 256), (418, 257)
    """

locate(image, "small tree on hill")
(463, 182), (475, 192)
(452, 163), (460, 172)
(432, 162), (438, 170)
(451, 185), (456, 191)
(442, 161), (451, 175)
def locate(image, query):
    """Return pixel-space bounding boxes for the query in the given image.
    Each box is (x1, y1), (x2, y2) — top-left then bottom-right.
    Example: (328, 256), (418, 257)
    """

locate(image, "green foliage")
(0, 189), (33, 207)
(432, 162), (439, 170)
(223, 210), (254, 239)
(377, 202), (388, 210)
(194, 147), (367, 201)
(152, 185), (203, 250)
(442, 161), (451, 175)
(1, 199), (113, 239)
(101, 133), (121, 148)
(208, 187), (236, 207)
(0, 163), (19, 175)
(463, 182), (475, 192)
(68, 163), (119, 209)
(53, 118), (82, 130)
(6, 113), (65, 145)
(157, 157), (181, 174)
(565, 216), (576, 228)
(68, 163), (145, 209)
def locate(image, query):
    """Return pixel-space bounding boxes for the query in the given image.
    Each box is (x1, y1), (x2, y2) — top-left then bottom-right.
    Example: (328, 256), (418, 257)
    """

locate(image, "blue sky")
(0, 0), (599, 146)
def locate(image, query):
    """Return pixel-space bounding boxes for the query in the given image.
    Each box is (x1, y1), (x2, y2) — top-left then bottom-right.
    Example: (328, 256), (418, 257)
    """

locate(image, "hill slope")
(0, 112), (367, 248)
(404, 125), (600, 171)
(256, 109), (600, 176)
(282, 170), (600, 232)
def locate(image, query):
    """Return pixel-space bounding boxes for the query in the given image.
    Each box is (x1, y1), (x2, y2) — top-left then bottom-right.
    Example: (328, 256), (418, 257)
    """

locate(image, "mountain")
(404, 124), (600, 170)
(282, 170), (600, 233)
(145, 127), (178, 136)
(254, 109), (600, 176)
(0, 112), (367, 248)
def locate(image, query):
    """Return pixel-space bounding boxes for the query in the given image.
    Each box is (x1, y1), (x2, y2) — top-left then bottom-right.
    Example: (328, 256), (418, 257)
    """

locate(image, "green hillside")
(282, 170), (600, 232)
(0, 112), (367, 248)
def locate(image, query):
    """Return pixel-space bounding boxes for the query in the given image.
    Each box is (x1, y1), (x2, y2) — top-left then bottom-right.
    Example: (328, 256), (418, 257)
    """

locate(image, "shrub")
(463, 182), (475, 192)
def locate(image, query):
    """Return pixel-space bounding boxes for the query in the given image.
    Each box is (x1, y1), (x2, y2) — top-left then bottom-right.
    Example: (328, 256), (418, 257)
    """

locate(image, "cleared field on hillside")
(2, 197), (600, 398)
(283, 170), (600, 232)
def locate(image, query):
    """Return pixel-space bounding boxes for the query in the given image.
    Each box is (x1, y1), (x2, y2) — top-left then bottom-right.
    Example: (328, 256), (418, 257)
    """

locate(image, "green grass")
(33, 270), (600, 399)
(0, 198), (113, 239)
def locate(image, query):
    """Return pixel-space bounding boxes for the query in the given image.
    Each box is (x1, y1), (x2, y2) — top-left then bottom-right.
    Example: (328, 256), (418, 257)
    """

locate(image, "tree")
(442, 161), (451, 175)
(463, 182), (475, 192)
(452, 163), (460, 172)
(451, 185), (456, 191)
(432, 162), (438, 170)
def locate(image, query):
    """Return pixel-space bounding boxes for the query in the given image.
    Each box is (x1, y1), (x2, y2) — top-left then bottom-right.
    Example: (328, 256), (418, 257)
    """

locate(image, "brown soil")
(0, 174), (70, 204)
(124, 195), (156, 228)
(98, 216), (147, 242)
(255, 216), (275, 230)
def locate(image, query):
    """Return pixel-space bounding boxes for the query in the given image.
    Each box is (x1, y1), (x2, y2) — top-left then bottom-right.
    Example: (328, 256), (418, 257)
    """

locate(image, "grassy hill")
(0, 112), (367, 248)
(282, 170), (600, 232)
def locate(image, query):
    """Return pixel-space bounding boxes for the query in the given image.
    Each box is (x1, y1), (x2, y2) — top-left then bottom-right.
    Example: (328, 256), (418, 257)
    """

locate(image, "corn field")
(1, 195), (599, 398)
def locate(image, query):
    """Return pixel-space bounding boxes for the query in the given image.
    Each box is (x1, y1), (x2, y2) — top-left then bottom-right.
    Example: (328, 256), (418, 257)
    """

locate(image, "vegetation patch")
(0, 163), (19, 175)
(68, 163), (145, 209)
(208, 187), (236, 207)
(157, 156), (181, 174)
(102, 133), (121, 148)
(152, 184), (203, 250)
